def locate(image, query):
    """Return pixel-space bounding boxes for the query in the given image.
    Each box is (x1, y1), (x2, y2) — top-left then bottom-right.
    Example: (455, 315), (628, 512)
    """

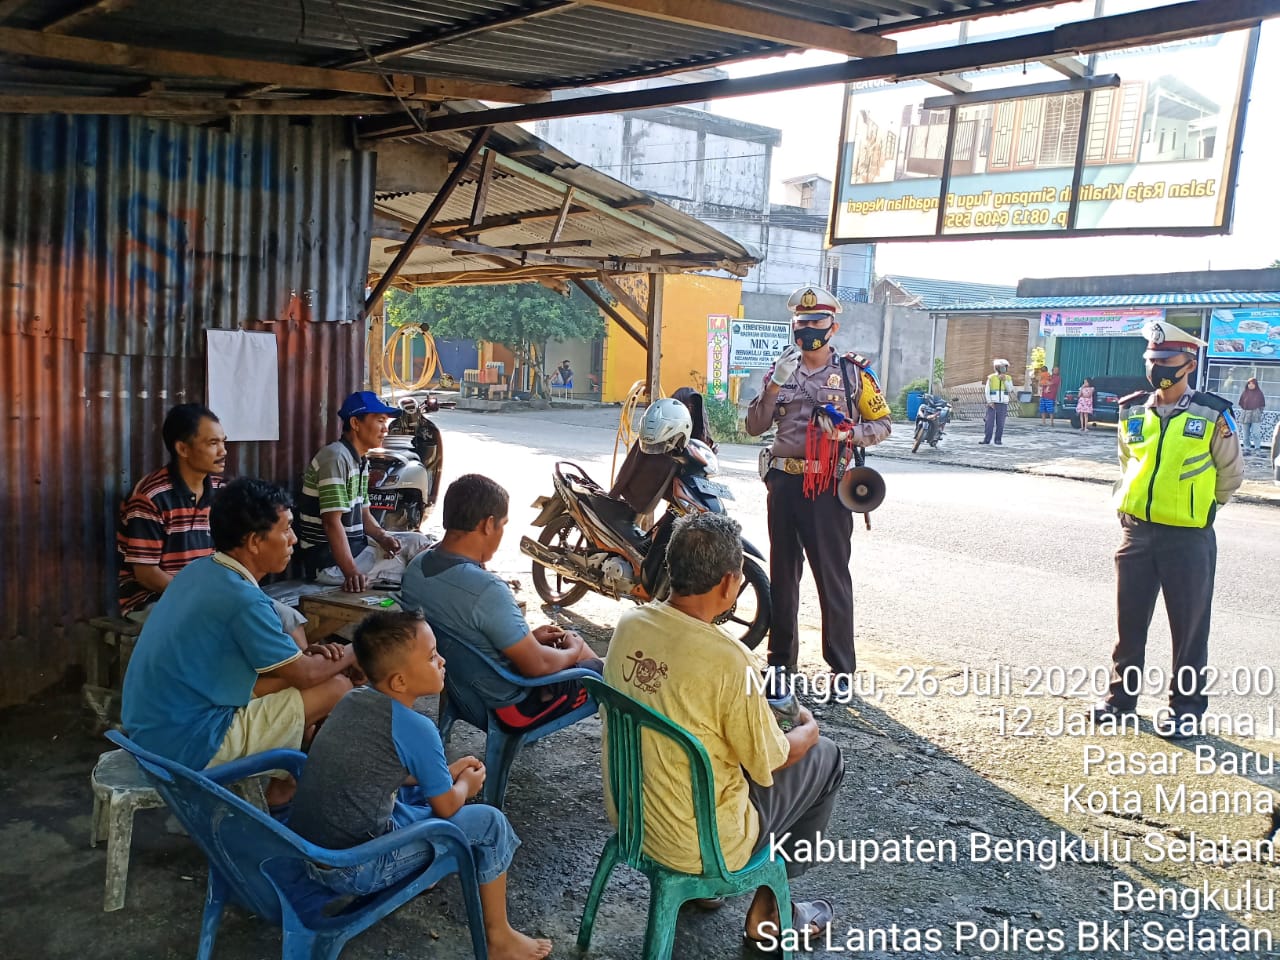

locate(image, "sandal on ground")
(742, 899), (834, 953)
(688, 897), (728, 911)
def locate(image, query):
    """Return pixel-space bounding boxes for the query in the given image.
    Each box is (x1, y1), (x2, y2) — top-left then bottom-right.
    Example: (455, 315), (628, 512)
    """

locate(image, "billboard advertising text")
(832, 17), (1258, 245)
(1207, 308), (1280, 361)
(1040, 308), (1162, 338)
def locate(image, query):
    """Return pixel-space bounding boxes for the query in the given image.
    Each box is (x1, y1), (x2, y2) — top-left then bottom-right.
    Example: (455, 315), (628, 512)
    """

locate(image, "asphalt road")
(429, 406), (1280, 723)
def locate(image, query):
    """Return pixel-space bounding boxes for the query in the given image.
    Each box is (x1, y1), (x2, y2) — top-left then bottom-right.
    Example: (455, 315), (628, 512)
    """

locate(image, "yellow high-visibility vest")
(1113, 395), (1222, 527)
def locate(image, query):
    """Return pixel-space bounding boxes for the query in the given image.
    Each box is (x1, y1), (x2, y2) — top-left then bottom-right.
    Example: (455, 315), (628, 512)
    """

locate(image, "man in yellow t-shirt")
(604, 513), (845, 947)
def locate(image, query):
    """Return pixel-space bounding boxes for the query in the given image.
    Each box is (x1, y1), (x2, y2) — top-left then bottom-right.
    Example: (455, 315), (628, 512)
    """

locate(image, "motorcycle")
(911, 394), (953, 453)
(367, 394), (448, 531)
(520, 439), (772, 649)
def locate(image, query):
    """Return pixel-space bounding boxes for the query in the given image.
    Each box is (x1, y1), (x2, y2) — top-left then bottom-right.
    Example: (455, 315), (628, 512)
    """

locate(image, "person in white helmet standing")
(1092, 319), (1244, 740)
(744, 285), (891, 681)
(980, 358), (1015, 445)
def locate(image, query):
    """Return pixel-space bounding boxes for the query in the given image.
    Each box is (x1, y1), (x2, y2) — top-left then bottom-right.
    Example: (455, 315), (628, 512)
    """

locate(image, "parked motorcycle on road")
(911, 394), (953, 453)
(367, 394), (447, 532)
(520, 400), (771, 649)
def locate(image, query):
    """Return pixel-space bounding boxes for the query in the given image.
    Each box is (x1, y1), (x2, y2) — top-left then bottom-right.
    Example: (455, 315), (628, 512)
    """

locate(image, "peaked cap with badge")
(787, 285), (842, 316)
(1142, 319), (1207, 360)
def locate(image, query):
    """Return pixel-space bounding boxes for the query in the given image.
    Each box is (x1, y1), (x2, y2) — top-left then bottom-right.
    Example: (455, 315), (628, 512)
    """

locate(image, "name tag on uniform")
(1126, 417), (1144, 443)
(1183, 417), (1206, 438)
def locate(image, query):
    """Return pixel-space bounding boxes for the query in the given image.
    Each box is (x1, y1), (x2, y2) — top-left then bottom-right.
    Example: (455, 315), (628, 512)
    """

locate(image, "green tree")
(385, 284), (604, 396)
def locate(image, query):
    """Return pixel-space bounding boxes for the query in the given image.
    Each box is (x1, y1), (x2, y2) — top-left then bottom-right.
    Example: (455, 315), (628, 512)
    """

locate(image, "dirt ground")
(2, 591), (1277, 959)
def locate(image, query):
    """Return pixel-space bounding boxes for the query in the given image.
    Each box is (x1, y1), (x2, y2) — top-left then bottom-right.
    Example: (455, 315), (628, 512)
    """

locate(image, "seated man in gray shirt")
(399, 474), (601, 730)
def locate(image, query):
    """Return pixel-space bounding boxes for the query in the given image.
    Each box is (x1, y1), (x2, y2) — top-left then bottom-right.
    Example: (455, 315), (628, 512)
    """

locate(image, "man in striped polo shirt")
(117, 404), (228, 618)
(117, 403), (312, 642)
(297, 391), (404, 591)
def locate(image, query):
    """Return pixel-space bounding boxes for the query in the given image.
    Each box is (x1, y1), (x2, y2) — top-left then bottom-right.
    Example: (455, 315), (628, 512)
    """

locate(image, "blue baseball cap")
(338, 390), (400, 420)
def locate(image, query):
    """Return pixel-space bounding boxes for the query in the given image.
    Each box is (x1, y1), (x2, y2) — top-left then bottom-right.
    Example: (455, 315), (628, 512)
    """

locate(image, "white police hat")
(787, 285), (841, 316)
(1143, 319), (1206, 360)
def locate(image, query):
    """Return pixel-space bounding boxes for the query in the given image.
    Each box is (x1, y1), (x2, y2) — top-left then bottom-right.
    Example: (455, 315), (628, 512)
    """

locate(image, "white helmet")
(638, 398), (692, 455)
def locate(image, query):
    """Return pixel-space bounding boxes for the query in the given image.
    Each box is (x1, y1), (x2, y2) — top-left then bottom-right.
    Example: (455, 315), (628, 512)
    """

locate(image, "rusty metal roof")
(369, 116), (760, 285)
(0, 0), (1075, 111)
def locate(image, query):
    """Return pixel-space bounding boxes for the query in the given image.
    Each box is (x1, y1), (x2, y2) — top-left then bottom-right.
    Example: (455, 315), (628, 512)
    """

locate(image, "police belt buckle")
(768, 456), (811, 475)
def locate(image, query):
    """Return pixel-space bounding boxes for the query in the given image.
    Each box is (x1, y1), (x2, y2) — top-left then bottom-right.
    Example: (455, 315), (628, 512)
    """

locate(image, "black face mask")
(1146, 360), (1190, 391)
(794, 324), (834, 352)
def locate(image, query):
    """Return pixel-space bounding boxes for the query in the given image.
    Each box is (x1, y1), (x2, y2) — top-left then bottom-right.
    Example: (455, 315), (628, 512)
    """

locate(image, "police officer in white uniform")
(745, 286), (891, 678)
(1094, 320), (1244, 738)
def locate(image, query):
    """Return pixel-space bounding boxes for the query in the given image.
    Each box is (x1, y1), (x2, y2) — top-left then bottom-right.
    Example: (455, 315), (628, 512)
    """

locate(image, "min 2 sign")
(729, 320), (791, 372)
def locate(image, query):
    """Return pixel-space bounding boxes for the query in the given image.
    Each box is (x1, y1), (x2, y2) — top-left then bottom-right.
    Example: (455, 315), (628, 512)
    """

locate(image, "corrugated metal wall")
(0, 114), (375, 707)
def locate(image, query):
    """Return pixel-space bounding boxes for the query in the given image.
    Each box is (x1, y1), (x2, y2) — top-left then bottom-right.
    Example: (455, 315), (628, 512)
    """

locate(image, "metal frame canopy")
(1, 2), (1276, 128)
(0, 0), (1097, 118)
(366, 117), (760, 293)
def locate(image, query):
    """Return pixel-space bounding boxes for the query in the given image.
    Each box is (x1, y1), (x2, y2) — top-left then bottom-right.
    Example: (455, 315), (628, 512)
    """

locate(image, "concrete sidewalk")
(449, 405), (1280, 505)
(869, 416), (1280, 506)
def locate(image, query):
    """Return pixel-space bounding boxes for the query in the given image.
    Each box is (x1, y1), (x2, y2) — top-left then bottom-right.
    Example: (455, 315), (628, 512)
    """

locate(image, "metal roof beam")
(407, 0), (1280, 133)
(0, 26), (549, 102)
(365, 128), (491, 315)
(39, 0), (135, 33)
(414, 232), (728, 272)
(1042, 55), (1087, 77)
(577, 0), (896, 57)
(488, 151), (692, 249)
(926, 73), (972, 94)
(235, 1), (573, 99)
(0, 94), (410, 115)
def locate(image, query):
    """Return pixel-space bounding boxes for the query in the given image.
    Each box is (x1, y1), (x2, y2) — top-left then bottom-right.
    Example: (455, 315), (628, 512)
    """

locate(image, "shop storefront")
(933, 271), (1280, 437)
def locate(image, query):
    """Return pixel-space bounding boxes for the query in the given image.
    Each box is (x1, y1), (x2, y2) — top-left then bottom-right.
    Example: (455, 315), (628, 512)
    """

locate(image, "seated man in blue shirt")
(289, 611), (551, 960)
(122, 478), (356, 805)
(399, 474), (601, 730)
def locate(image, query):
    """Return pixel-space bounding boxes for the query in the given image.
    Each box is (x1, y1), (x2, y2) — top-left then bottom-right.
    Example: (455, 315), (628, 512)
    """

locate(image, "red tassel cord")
(803, 412), (849, 498)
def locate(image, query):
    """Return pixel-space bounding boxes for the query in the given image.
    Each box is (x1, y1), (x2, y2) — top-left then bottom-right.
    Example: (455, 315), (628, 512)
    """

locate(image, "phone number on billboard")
(944, 208), (1056, 229)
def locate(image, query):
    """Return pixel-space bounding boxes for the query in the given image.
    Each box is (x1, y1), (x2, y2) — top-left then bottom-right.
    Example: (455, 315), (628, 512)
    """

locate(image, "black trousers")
(765, 471), (855, 675)
(1107, 515), (1217, 717)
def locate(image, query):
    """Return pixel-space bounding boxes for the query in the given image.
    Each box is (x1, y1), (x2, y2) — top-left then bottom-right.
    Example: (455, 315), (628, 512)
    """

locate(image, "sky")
(707, 2), (1280, 286)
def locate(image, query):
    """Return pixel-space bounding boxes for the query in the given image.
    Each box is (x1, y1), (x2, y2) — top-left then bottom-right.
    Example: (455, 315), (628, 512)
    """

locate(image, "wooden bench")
(81, 617), (142, 734)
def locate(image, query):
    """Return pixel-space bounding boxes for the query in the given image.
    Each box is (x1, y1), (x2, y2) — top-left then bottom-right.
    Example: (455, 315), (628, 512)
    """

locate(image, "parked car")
(1058, 376), (1150, 427)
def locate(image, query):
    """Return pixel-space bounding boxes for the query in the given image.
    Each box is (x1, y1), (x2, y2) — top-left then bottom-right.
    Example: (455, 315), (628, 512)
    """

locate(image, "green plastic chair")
(578, 676), (793, 960)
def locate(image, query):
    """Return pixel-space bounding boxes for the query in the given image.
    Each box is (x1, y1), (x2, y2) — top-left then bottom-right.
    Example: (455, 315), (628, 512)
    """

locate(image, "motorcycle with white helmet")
(520, 397), (771, 648)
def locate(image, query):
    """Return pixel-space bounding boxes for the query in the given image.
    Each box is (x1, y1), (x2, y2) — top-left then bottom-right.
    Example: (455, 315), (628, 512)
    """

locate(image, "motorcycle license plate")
(368, 491), (398, 510)
(693, 476), (733, 501)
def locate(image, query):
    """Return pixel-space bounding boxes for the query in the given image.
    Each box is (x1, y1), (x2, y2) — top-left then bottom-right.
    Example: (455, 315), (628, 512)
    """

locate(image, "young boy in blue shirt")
(289, 610), (551, 960)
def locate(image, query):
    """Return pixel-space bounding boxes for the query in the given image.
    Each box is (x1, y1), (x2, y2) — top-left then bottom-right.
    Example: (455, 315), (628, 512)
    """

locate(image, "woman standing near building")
(1238, 377), (1266, 454)
(1076, 378), (1095, 432)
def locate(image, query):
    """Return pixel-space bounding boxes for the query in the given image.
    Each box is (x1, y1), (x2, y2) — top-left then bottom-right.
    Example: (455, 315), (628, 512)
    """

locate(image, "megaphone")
(837, 466), (885, 514)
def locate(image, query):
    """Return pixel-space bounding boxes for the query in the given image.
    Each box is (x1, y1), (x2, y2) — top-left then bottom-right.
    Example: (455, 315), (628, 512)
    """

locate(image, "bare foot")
(487, 928), (552, 960)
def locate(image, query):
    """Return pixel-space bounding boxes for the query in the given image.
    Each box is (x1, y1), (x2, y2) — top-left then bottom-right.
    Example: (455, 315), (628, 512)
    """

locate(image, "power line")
(591, 151), (770, 170)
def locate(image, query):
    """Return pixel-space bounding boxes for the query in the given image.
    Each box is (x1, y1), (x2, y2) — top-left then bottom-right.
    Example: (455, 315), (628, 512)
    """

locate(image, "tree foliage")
(386, 284), (603, 345)
(385, 284), (604, 397)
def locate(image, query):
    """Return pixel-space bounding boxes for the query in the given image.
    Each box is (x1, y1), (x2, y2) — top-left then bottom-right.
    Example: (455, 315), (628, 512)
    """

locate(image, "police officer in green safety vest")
(1094, 320), (1244, 740)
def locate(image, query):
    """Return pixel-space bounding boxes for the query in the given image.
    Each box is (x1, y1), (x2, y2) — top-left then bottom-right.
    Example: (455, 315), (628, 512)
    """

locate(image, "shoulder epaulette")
(840, 352), (881, 390)
(1117, 390), (1150, 408)
(1193, 391), (1232, 414)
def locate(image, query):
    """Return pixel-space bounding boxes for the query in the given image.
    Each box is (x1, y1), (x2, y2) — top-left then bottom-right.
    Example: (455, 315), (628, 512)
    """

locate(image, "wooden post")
(645, 271), (663, 400)
(368, 292), (385, 392)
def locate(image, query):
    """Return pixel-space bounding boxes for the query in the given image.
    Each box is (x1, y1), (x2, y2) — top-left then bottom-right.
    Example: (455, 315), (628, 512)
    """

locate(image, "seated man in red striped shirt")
(117, 404), (309, 645)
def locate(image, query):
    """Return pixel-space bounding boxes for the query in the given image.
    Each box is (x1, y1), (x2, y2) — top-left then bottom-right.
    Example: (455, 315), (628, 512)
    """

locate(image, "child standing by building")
(1076, 378), (1096, 432)
(288, 611), (552, 960)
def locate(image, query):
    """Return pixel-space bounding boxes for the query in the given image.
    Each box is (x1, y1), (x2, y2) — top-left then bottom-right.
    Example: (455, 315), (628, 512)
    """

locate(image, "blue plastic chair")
(104, 731), (487, 960)
(434, 632), (599, 809)
(577, 677), (793, 960)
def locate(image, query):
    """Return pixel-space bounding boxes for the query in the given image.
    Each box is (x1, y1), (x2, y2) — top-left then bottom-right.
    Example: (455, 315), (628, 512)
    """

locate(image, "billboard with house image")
(831, 10), (1258, 244)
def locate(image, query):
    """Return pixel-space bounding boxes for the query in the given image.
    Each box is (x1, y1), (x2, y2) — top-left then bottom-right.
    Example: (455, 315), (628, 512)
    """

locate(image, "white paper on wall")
(206, 330), (280, 441)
